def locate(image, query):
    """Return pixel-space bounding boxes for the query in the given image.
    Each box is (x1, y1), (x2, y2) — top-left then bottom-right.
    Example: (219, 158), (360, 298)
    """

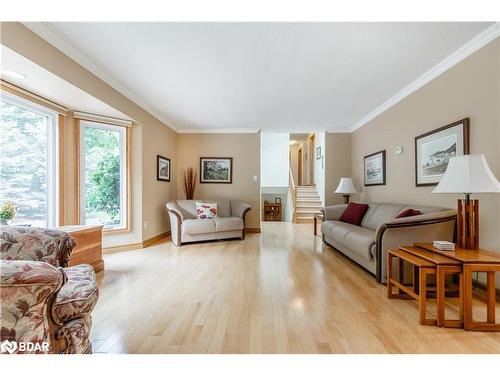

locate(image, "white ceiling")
(0, 45), (131, 120)
(25, 22), (495, 132)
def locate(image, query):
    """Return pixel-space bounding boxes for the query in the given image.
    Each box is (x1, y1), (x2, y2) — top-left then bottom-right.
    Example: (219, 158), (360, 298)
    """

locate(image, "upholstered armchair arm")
(166, 202), (184, 246)
(1, 260), (65, 353)
(0, 226), (76, 268)
(230, 201), (251, 221)
(375, 210), (456, 283)
(321, 204), (348, 221)
(166, 202), (184, 222)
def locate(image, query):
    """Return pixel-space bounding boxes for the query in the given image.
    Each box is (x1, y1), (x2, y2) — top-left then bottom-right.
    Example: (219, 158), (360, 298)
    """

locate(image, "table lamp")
(433, 154), (500, 249)
(335, 177), (358, 204)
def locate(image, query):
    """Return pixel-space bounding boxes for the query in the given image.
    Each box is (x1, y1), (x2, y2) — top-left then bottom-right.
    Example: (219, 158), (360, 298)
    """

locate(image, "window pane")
(82, 124), (124, 228)
(0, 98), (50, 227)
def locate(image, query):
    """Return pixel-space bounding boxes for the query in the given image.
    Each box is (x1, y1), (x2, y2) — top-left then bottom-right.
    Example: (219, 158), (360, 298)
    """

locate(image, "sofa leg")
(241, 229), (246, 240)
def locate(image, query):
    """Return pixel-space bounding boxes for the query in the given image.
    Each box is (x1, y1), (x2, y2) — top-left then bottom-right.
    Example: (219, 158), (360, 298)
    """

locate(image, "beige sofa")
(166, 199), (251, 246)
(320, 202), (456, 283)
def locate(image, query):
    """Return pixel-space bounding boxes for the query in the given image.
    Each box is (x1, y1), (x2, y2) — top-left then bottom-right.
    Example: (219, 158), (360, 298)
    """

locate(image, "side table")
(313, 213), (323, 236)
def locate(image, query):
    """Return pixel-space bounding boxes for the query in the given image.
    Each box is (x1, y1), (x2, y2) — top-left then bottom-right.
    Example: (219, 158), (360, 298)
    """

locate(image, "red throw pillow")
(396, 208), (422, 218)
(339, 202), (369, 226)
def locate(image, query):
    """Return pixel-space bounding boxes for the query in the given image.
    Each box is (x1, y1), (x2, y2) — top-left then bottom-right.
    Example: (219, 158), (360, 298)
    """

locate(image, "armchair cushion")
(182, 218), (216, 235)
(214, 217), (244, 232)
(0, 226), (76, 267)
(54, 264), (99, 324)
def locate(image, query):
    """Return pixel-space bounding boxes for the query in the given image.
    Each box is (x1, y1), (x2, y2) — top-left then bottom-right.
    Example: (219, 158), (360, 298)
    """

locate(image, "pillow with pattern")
(195, 202), (218, 219)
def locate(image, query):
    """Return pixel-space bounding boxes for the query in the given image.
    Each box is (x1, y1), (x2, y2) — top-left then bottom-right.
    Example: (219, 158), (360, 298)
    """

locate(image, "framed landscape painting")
(200, 157), (233, 184)
(415, 118), (469, 186)
(157, 155), (170, 182)
(364, 150), (386, 186)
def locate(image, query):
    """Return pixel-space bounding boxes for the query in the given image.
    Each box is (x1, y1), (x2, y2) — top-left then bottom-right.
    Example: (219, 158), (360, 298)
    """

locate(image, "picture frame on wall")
(316, 146), (321, 160)
(200, 157), (233, 184)
(157, 155), (171, 182)
(415, 118), (470, 187)
(275, 197), (281, 204)
(364, 150), (386, 186)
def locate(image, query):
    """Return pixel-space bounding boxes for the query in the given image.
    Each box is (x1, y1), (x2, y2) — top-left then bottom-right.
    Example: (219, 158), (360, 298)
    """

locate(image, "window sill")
(102, 227), (131, 235)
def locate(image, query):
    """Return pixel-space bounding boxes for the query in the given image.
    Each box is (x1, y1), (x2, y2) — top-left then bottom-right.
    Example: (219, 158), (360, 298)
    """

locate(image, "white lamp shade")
(335, 177), (358, 194)
(433, 154), (500, 194)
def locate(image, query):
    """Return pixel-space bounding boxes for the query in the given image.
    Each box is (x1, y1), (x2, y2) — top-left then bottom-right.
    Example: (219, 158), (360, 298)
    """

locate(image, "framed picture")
(415, 118), (470, 186)
(156, 155), (170, 182)
(275, 197), (281, 204)
(364, 150), (386, 186)
(200, 157), (233, 184)
(316, 146), (321, 160)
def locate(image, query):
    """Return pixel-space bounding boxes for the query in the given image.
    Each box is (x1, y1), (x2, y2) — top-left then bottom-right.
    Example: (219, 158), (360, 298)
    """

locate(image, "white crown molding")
(348, 22), (500, 133)
(177, 128), (260, 134)
(22, 22), (178, 131)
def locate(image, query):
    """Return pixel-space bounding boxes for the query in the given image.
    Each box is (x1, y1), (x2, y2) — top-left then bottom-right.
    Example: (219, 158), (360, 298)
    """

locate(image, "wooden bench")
(388, 249), (437, 325)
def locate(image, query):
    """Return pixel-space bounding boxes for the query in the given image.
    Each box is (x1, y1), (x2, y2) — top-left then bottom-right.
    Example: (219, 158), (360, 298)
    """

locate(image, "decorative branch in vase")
(183, 168), (198, 199)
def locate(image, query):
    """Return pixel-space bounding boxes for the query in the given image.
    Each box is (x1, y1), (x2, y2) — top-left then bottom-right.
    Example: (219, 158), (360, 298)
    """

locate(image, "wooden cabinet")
(264, 203), (282, 221)
(59, 225), (104, 273)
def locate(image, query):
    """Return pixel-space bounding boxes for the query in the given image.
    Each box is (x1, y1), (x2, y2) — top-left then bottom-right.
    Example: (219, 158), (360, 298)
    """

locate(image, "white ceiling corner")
(348, 22), (500, 133)
(22, 22), (178, 131)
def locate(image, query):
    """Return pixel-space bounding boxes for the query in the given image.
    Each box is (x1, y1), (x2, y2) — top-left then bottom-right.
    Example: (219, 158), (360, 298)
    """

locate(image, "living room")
(1, 1), (500, 372)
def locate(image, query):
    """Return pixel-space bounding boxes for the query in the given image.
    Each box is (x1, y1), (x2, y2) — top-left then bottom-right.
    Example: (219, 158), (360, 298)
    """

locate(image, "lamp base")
(342, 195), (351, 204)
(457, 198), (479, 250)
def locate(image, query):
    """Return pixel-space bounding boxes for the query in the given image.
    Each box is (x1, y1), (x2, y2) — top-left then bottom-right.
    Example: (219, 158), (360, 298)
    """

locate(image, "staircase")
(295, 185), (322, 223)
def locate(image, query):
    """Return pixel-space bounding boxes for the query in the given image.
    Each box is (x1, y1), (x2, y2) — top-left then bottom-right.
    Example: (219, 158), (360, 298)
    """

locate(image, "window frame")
(0, 92), (58, 228)
(78, 119), (130, 232)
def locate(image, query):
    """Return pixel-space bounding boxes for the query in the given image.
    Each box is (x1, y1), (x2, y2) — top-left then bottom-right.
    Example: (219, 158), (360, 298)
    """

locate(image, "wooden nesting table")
(415, 243), (500, 332)
(389, 243), (500, 331)
(388, 247), (462, 327)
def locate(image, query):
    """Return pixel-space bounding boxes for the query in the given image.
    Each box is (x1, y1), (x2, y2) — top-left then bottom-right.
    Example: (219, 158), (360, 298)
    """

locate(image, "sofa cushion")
(361, 203), (406, 231)
(396, 208), (422, 218)
(211, 200), (231, 218)
(196, 202), (218, 219)
(182, 218), (216, 235)
(339, 202), (369, 226)
(54, 264), (99, 323)
(176, 200), (199, 219)
(320, 220), (337, 238)
(214, 217), (244, 232)
(330, 222), (376, 260)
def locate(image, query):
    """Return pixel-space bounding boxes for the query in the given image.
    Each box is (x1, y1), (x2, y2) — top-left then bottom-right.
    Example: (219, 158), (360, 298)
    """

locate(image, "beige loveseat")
(166, 199), (251, 246)
(320, 202), (456, 283)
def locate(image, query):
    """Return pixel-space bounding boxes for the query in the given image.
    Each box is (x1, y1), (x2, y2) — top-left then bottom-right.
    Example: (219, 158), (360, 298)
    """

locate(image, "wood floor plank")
(90, 222), (500, 354)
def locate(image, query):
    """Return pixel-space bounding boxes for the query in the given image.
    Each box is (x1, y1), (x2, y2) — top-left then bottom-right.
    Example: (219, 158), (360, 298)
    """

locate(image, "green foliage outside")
(0, 100), (48, 226)
(84, 127), (121, 227)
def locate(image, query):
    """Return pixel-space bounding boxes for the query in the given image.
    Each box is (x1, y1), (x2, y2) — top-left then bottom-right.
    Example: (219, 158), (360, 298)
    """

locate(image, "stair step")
(296, 217), (314, 223)
(296, 203), (322, 207)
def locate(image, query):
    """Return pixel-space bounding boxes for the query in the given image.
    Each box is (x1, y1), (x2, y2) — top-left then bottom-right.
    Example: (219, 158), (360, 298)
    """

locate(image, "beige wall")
(141, 121), (177, 240)
(351, 38), (500, 257)
(325, 132), (352, 206)
(176, 133), (261, 229)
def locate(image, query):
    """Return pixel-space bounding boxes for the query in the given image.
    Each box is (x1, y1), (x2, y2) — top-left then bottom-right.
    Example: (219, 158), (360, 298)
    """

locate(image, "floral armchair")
(0, 226), (99, 354)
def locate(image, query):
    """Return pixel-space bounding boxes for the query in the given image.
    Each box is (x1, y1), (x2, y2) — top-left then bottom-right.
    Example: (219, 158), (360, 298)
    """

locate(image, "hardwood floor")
(91, 222), (500, 354)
